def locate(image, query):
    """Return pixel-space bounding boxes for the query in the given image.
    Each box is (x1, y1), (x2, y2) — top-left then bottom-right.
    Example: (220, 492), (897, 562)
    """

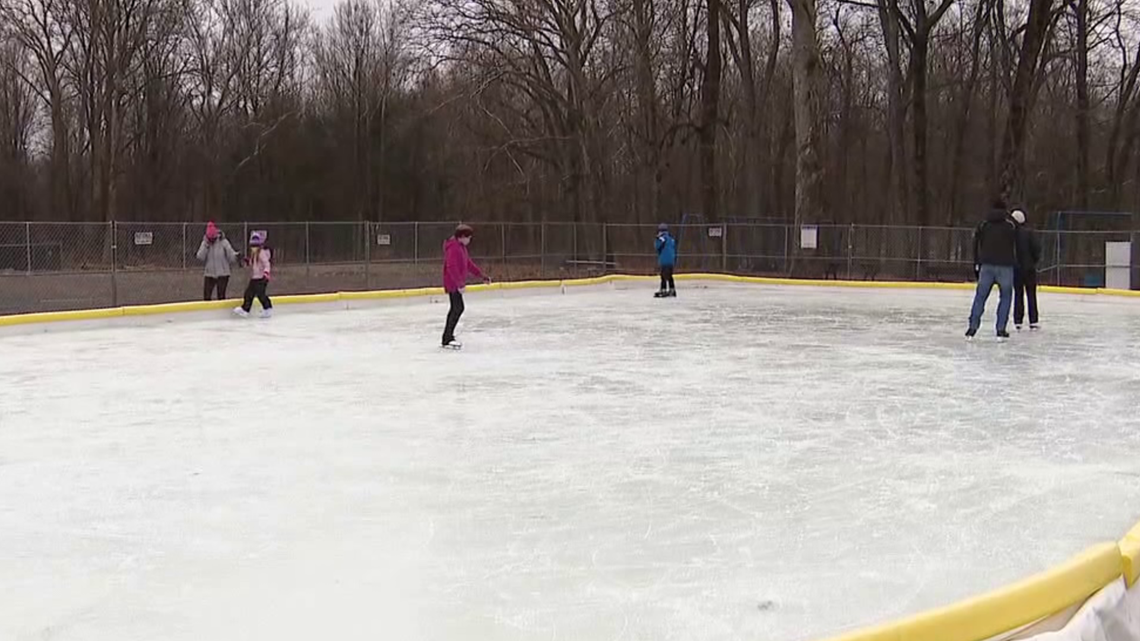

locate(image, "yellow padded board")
(816, 543), (1122, 641)
(1122, 520), (1140, 587)
(3, 272), (1140, 328)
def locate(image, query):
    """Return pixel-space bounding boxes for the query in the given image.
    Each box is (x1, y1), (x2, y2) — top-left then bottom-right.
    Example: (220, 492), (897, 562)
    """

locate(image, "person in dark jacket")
(654, 224), (677, 298)
(1011, 209), (1041, 330)
(966, 204), (1019, 339)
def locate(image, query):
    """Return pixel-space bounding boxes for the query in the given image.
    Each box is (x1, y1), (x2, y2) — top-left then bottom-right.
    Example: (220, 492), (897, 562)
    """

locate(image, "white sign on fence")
(1105, 241), (1132, 290)
(134, 232), (153, 246)
(708, 226), (724, 238)
(800, 226), (818, 250)
(377, 234), (392, 246)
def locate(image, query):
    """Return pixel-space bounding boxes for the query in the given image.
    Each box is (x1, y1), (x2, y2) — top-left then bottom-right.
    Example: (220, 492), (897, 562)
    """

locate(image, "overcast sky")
(302, 0), (337, 22)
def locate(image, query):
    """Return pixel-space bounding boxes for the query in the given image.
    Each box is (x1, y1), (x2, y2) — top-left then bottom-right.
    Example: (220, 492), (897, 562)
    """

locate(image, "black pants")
(659, 265), (675, 291)
(1014, 269), (1039, 325)
(241, 278), (272, 312)
(204, 276), (230, 301)
(442, 291), (465, 345)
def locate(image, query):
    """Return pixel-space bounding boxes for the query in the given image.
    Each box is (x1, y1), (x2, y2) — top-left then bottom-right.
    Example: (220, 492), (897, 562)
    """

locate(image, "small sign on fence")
(377, 234), (392, 246)
(800, 225), (818, 250)
(134, 232), (153, 246)
(708, 226), (724, 238)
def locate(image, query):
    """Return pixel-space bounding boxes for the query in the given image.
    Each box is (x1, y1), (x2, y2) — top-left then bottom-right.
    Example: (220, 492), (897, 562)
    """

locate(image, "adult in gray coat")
(196, 221), (238, 300)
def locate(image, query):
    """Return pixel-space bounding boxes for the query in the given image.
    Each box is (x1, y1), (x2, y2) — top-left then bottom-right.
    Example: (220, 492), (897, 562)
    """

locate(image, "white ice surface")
(2, 283), (1140, 641)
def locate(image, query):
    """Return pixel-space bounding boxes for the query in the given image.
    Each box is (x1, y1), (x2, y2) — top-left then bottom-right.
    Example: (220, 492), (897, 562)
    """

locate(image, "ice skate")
(654, 290), (667, 298)
(667, 289), (677, 297)
(259, 309), (273, 319)
(442, 340), (463, 350)
(232, 307), (250, 318)
(1015, 324), (1023, 331)
(996, 330), (1011, 341)
(965, 328), (977, 340)
(1030, 323), (1040, 330)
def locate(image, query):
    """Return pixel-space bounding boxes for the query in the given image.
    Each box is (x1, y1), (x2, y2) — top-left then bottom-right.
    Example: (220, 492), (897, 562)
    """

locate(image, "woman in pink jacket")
(442, 224), (490, 348)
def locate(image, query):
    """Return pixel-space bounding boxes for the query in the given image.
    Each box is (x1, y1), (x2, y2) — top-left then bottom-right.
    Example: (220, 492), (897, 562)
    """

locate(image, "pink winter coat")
(249, 247), (272, 280)
(443, 238), (484, 293)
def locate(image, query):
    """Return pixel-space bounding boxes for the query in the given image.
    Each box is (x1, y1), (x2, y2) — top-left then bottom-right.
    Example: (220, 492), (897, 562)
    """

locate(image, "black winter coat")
(974, 211), (1018, 267)
(1015, 225), (1042, 273)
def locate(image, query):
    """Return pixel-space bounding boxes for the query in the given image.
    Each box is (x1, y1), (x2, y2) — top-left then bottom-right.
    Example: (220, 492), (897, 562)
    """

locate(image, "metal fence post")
(783, 224), (790, 275)
(916, 226), (923, 281)
(1133, 230), (1138, 291)
(720, 224), (727, 273)
(305, 221), (311, 279)
(501, 223), (507, 274)
(25, 221), (31, 274)
(110, 221), (118, 307)
(364, 221), (371, 290)
(1055, 229), (1062, 286)
(573, 223), (578, 264)
(413, 221), (419, 265)
(847, 224), (855, 280)
(602, 223), (609, 273)
(541, 221), (546, 278)
(181, 223), (187, 271)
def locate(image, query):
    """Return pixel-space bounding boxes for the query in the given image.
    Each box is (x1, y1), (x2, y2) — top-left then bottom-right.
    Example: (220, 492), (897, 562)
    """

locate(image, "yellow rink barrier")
(819, 542), (1124, 641)
(1122, 521), (1140, 588)
(3, 272), (1140, 328)
(0, 272), (1138, 641)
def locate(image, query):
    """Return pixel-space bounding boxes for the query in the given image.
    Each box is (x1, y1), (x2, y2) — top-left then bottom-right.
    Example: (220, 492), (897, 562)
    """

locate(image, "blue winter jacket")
(655, 232), (677, 266)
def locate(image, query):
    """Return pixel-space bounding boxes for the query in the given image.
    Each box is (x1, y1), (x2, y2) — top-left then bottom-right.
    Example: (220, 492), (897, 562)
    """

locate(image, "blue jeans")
(969, 265), (1014, 332)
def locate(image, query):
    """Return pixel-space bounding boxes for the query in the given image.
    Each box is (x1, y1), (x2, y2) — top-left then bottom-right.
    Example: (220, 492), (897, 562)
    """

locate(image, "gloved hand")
(973, 264), (980, 280)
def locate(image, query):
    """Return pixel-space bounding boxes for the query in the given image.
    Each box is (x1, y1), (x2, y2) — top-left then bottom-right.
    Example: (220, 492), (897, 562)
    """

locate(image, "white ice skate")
(232, 307), (250, 318)
(442, 340), (463, 350)
(259, 309), (273, 319)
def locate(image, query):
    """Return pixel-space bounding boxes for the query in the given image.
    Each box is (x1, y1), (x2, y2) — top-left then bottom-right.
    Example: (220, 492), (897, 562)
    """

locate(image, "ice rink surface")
(2, 283), (1140, 641)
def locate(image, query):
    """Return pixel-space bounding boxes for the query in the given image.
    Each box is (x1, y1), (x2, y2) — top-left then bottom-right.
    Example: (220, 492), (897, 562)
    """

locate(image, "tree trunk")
(948, 0), (991, 223)
(912, 38), (931, 226)
(699, 0), (722, 221)
(788, 0), (824, 254)
(876, 0), (909, 222)
(1074, 0), (1090, 209)
(998, 0), (1054, 203)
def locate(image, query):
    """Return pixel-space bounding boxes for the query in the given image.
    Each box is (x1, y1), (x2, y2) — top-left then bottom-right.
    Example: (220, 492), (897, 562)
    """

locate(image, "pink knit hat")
(205, 221), (219, 240)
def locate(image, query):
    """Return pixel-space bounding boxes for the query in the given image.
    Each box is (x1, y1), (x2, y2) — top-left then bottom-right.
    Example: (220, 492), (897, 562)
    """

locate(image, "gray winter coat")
(196, 234), (238, 278)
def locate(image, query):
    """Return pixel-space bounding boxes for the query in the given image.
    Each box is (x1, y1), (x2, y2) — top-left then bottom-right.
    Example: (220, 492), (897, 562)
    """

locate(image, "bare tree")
(787, 0), (824, 256)
(722, 0), (780, 219)
(420, 0), (616, 222)
(314, 0), (410, 221)
(2, 0), (78, 218)
(997, 0), (1056, 202)
(698, 0), (721, 220)
(0, 37), (38, 218)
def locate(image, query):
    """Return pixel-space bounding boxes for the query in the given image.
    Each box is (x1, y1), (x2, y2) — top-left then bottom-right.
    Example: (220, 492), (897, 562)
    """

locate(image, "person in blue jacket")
(655, 223), (677, 298)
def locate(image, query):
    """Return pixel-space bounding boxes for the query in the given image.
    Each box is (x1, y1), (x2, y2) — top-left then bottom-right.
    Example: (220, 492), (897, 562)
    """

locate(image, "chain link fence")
(1, 221), (1137, 315)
